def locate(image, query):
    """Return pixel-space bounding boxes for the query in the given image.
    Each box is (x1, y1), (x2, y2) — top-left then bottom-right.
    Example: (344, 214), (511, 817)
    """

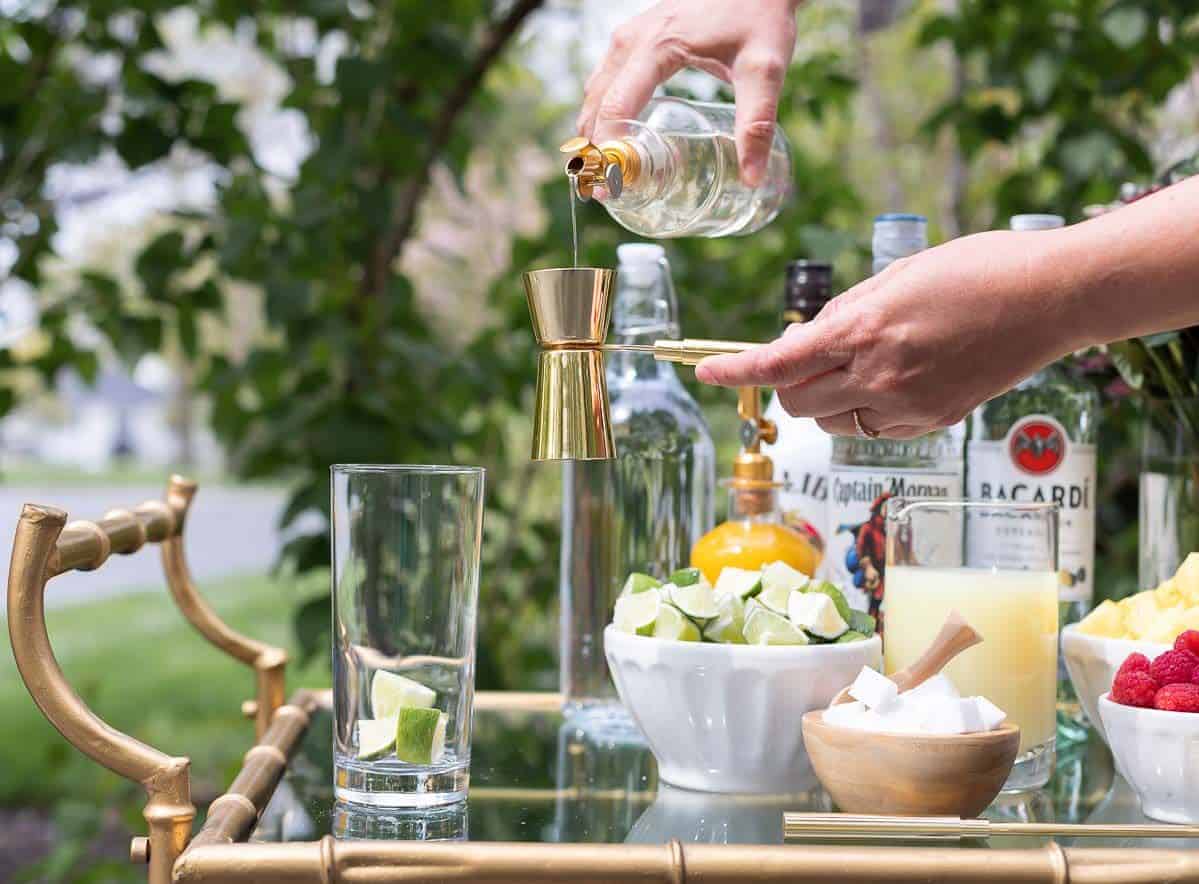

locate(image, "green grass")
(0, 571), (329, 809)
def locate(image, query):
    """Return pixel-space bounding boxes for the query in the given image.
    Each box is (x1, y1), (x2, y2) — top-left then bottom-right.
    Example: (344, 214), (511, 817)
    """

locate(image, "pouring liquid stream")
(568, 173), (580, 267)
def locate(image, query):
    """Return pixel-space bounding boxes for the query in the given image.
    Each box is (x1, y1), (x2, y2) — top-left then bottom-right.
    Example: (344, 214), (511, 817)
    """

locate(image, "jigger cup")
(524, 267), (617, 461)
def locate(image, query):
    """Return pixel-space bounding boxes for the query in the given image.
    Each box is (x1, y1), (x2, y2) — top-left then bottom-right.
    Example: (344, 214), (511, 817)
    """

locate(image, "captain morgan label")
(966, 415), (1096, 603)
(826, 466), (963, 618)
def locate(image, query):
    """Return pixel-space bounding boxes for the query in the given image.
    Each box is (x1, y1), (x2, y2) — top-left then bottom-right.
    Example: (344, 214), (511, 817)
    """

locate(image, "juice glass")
(332, 465), (484, 808)
(883, 498), (1059, 791)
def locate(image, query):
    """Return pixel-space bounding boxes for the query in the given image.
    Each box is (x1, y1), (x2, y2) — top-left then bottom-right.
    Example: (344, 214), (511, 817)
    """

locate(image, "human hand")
(577, 0), (800, 186)
(695, 230), (1087, 438)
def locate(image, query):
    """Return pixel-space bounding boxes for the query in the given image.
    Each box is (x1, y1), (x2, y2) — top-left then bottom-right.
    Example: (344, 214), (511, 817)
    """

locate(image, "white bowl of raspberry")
(1061, 625), (1169, 744)
(1098, 638), (1199, 824)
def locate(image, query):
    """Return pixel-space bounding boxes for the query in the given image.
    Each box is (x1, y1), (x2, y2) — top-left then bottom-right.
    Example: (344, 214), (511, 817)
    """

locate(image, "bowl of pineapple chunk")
(603, 561), (881, 793)
(1064, 553), (1199, 743)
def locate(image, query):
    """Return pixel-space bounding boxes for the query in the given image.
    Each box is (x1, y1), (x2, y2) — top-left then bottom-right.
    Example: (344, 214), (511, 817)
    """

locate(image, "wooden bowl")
(801, 711), (1020, 818)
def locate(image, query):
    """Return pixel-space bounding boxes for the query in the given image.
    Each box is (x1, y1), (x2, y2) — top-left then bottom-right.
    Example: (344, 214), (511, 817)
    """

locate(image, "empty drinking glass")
(332, 465), (484, 807)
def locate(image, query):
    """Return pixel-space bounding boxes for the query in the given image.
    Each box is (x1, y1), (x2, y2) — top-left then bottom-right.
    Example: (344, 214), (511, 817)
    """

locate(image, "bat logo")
(1009, 419), (1066, 476)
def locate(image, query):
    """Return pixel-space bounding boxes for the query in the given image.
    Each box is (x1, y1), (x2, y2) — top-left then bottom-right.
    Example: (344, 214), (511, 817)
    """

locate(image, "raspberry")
(1112, 670), (1159, 708)
(1175, 630), (1199, 656)
(1153, 683), (1199, 713)
(1149, 649), (1199, 686)
(1116, 652), (1151, 679)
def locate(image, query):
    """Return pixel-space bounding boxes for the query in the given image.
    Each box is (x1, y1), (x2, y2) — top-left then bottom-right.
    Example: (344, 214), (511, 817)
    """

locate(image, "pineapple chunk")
(1144, 606), (1189, 644)
(1078, 599), (1125, 638)
(1121, 591), (1161, 640)
(1176, 553), (1199, 605)
(1155, 579), (1184, 608)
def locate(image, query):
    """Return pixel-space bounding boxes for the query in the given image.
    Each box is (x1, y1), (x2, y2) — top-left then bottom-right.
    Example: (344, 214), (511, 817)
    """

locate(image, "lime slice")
(848, 609), (876, 636)
(621, 572), (662, 597)
(788, 590), (849, 640)
(836, 630), (869, 644)
(714, 566), (762, 600)
(756, 583), (793, 616)
(669, 582), (719, 622)
(703, 593), (746, 643)
(395, 707), (447, 765)
(652, 603), (701, 641)
(669, 567), (704, 588)
(356, 717), (398, 759)
(371, 670), (437, 719)
(805, 580), (853, 624)
(743, 607), (809, 646)
(761, 560), (809, 595)
(614, 588), (661, 635)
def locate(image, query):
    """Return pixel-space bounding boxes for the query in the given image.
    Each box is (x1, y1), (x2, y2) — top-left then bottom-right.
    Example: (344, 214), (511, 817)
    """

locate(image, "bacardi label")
(827, 466), (963, 618)
(966, 415), (1096, 603)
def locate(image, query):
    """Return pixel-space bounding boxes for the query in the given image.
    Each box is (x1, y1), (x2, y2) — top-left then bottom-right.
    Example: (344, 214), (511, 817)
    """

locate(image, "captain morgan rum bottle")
(764, 260), (835, 576)
(967, 213), (1099, 740)
(827, 215), (966, 619)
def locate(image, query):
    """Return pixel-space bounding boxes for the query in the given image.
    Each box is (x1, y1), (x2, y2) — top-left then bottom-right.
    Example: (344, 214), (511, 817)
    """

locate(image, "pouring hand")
(576, 0), (802, 186)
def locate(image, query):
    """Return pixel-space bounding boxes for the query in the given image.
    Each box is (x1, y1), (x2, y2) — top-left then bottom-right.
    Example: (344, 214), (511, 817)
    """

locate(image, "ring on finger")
(852, 408), (880, 440)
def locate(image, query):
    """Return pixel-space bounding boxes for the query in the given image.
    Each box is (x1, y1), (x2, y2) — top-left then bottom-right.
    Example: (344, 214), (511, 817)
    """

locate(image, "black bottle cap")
(783, 260), (834, 325)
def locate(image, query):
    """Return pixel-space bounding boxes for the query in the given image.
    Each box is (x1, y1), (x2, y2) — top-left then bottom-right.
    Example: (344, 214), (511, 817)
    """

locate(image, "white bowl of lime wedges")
(603, 563), (882, 794)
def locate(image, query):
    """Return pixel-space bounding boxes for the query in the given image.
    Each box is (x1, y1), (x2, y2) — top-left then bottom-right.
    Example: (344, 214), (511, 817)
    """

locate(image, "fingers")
(695, 324), (849, 388)
(590, 38), (690, 141)
(732, 46), (788, 186)
(776, 369), (857, 418)
(815, 410), (929, 440)
(578, 26), (638, 138)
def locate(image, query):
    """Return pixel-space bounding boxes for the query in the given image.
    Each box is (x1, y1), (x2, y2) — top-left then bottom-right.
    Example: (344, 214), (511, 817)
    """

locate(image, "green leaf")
(292, 593), (330, 666)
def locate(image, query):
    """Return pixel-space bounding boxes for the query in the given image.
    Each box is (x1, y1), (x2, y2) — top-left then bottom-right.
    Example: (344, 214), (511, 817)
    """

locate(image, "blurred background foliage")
(2, 0), (1199, 876)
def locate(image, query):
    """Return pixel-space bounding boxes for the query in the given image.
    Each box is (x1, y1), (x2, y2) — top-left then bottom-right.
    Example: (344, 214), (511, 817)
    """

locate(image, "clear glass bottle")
(828, 214), (966, 621)
(567, 97), (792, 238)
(763, 260), (835, 574)
(967, 212), (1099, 744)
(560, 243), (715, 720)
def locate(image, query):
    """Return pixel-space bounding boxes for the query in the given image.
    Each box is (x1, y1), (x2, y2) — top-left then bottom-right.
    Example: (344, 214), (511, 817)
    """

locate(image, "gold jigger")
(523, 266), (761, 461)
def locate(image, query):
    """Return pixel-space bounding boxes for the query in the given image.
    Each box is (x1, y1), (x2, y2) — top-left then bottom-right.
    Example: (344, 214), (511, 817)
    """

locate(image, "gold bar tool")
(783, 813), (1199, 841)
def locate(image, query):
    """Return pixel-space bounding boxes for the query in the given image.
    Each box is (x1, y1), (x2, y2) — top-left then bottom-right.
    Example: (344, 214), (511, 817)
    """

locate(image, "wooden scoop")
(830, 609), (982, 706)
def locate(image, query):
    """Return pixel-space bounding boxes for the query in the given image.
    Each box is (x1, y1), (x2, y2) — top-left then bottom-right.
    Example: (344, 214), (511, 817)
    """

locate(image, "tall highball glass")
(332, 465), (484, 807)
(884, 498), (1059, 791)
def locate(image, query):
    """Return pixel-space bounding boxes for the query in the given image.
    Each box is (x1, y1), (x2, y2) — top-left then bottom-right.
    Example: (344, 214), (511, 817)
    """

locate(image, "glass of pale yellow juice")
(883, 499), (1059, 791)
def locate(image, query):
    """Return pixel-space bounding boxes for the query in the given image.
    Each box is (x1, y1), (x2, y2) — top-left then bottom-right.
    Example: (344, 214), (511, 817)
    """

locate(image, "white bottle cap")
(1010, 214), (1064, 231)
(617, 243), (667, 286)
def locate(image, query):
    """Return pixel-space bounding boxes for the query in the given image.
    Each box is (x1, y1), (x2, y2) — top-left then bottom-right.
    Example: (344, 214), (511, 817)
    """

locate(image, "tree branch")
(365, 0), (546, 297)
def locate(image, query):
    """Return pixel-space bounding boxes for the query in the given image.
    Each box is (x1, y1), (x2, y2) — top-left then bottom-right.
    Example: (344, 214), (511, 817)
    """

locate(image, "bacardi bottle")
(967, 213), (1099, 742)
(828, 215), (966, 619)
(763, 260), (835, 574)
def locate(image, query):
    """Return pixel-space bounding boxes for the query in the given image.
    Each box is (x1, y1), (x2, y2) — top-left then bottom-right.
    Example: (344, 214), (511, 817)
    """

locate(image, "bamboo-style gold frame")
(10, 479), (1199, 883)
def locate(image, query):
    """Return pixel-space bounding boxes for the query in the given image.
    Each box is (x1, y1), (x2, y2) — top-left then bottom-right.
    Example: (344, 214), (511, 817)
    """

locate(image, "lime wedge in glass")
(788, 590), (849, 640)
(371, 670), (437, 720)
(614, 588), (661, 635)
(714, 566), (762, 600)
(356, 717), (398, 759)
(804, 579), (853, 624)
(703, 593), (746, 643)
(756, 583), (793, 616)
(621, 572), (662, 597)
(395, 707), (447, 765)
(761, 560), (810, 595)
(669, 582), (719, 622)
(743, 607), (809, 645)
(652, 603), (701, 641)
(849, 609), (876, 636)
(669, 567), (704, 588)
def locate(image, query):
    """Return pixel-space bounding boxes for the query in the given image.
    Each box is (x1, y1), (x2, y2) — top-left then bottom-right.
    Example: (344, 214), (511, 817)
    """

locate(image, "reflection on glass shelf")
(333, 799), (468, 841)
(627, 783), (829, 846)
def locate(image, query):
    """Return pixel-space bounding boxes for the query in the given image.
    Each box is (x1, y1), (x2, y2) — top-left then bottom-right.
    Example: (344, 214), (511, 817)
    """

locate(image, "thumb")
(732, 49), (787, 187)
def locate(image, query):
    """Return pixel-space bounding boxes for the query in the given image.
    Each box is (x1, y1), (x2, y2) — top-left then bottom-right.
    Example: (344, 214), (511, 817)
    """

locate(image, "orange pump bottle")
(690, 387), (821, 583)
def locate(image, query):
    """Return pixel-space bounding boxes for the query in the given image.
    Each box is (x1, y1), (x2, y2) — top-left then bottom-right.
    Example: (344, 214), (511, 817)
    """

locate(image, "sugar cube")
(822, 701), (868, 728)
(847, 666), (899, 711)
(900, 674), (960, 703)
(919, 696), (985, 735)
(972, 696), (1007, 731)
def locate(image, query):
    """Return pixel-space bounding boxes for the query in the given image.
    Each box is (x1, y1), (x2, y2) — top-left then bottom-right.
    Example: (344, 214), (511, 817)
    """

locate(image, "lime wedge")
(743, 607), (809, 646)
(788, 590), (849, 640)
(371, 670), (436, 720)
(356, 717), (398, 759)
(669, 582), (719, 622)
(395, 707), (447, 765)
(669, 567), (704, 588)
(652, 603), (701, 641)
(621, 572), (662, 597)
(836, 630), (869, 643)
(756, 583), (793, 616)
(848, 609), (876, 636)
(614, 588), (661, 635)
(703, 593), (746, 643)
(805, 580), (853, 624)
(761, 560), (810, 595)
(714, 566), (762, 600)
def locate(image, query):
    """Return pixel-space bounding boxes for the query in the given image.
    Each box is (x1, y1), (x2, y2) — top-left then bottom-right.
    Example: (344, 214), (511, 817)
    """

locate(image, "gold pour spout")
(560, 136), (640, 201)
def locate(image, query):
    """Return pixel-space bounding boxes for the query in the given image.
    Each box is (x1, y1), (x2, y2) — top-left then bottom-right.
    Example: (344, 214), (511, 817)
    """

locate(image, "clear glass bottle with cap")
(563, 97), (792, 238)
(559, 243), (715, 721)
(828, 213), (966, 622)
(967, 212), (1099, 744)
(763, 260), (835, 574)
